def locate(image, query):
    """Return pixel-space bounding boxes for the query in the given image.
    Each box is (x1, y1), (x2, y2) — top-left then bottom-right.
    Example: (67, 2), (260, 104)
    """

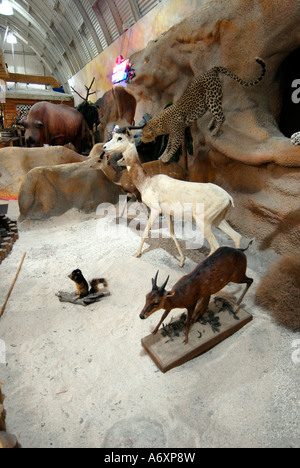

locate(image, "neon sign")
(112, 55), (131, 84)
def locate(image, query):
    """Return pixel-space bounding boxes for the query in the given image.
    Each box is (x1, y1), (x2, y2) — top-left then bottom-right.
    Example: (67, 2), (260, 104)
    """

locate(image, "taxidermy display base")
(141, 297), (253, 373)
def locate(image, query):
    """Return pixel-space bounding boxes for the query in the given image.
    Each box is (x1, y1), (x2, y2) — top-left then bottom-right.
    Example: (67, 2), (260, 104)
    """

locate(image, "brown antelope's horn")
(152, 270), (159, 290)
(159, 276), (169, 294)
(115, 124), (146, 134)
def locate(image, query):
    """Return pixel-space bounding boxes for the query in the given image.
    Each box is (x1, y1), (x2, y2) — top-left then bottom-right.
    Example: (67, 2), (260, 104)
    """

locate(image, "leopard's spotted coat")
(141, 57), (266, 162)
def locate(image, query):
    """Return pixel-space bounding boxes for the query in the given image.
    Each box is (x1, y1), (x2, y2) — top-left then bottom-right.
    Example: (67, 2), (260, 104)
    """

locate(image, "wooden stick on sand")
(0, 252), (26, 319)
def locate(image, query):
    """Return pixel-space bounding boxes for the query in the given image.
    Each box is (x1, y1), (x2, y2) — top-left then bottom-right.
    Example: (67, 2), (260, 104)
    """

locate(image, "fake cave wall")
(126, 0), (300, 255)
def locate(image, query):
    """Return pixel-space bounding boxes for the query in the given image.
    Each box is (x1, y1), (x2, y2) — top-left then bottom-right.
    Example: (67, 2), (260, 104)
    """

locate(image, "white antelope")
(103, 130), (242, 267)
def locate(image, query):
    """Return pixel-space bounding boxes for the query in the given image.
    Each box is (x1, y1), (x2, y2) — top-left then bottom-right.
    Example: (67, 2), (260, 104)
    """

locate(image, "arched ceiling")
(0, 0), (159, 88)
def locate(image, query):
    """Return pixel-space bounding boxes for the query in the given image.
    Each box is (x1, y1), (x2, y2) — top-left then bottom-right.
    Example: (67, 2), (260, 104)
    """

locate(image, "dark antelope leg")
(152, 310), (170, 335)
(191, 296), (211, 323)
(235, 277), (253, 314)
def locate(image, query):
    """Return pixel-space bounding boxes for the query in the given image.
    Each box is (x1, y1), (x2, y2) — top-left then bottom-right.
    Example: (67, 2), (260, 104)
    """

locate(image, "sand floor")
(0, 199), (299, 448)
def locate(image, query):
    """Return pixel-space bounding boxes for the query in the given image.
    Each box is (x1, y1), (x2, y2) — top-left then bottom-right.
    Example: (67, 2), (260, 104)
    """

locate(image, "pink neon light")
(112, 56), (130, 84)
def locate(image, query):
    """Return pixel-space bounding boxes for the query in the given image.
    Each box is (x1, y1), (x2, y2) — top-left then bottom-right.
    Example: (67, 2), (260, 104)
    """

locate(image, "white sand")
(0, 200), (299, 448)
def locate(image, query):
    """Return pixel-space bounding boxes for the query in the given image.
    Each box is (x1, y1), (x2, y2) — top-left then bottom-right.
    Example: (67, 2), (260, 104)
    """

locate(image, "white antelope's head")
(103, 129), (134, 154)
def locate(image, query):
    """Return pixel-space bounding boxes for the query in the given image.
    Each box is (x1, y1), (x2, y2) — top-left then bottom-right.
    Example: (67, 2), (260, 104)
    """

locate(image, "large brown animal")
(23, 101), (89, 153)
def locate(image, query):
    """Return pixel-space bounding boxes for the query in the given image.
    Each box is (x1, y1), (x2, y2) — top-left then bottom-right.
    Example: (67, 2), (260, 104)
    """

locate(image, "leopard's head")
(142, 121), (156, 143)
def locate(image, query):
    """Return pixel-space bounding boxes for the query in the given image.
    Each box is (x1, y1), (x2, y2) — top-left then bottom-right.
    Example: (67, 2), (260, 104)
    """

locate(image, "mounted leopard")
(129, 57), (266, 162)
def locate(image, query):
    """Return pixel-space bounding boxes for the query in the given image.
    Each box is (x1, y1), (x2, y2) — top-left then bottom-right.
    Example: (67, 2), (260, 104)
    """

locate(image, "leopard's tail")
(214, 57), (266, 87)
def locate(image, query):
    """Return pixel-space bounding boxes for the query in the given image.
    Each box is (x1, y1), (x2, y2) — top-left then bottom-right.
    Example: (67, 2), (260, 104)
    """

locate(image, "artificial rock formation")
(0, 146), (85, 199)
(129, 0), (300, 167)
(96, 86), (137, 141)
(18, 157), (122, 220)
(255, 255), (300, 331)
(125, 0), (300, 254)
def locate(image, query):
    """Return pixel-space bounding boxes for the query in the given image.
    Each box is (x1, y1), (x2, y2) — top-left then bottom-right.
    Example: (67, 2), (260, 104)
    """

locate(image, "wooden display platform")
(141, 297), (253, 373)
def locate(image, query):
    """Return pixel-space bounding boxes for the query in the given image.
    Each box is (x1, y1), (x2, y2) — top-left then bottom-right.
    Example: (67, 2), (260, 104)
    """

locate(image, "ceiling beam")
(0, 49), (59, 86)
(4, 4), (71, 82)
(1, 72), (59, 87)
(13, 1), (83, 79)
(106, 0), (123, 35)
(92, 2), (111, 46)
(127, 0), (141, 22)
(72, 0), (103, 54)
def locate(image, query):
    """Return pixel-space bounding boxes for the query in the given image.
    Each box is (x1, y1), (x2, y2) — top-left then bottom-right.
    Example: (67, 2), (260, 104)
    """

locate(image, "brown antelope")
(140, 243), (253, 343)
(103, 130), (242, 267)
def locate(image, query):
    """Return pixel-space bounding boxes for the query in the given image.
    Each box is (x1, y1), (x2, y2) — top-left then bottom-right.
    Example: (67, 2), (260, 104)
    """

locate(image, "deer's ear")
(166, 291), (175, 298)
